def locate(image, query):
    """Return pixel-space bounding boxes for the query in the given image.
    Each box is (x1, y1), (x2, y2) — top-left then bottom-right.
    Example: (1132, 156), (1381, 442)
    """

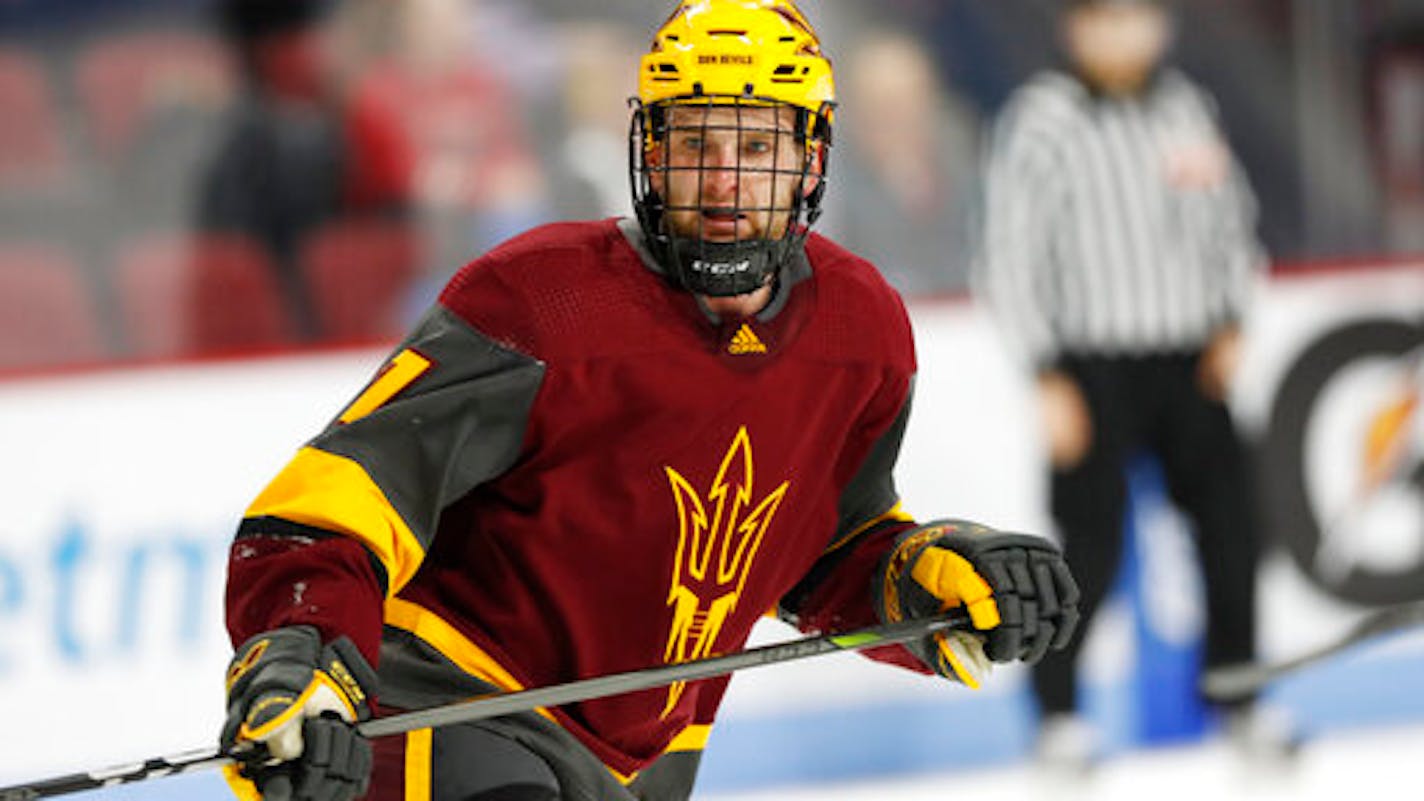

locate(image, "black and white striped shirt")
(973, 68), (1265, 367)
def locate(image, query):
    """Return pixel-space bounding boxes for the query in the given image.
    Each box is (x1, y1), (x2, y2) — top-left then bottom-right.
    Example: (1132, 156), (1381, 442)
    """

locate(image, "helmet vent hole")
(770, 7), (813, 35)
(708, 29), (747, 36)
(773, 65), (796, 75)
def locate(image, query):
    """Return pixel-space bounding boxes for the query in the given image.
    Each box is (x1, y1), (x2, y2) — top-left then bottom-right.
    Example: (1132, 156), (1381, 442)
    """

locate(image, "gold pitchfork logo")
(661, 426), (790, 716)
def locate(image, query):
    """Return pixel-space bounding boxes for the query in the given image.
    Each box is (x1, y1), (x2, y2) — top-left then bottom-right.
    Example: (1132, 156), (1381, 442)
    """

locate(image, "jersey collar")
(615, 217), (811, 324)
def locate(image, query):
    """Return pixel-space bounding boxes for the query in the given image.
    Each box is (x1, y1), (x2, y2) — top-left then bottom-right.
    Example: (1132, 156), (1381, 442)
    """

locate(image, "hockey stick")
(1201, 600), (1424, 702)
(0, 611), (970, 800)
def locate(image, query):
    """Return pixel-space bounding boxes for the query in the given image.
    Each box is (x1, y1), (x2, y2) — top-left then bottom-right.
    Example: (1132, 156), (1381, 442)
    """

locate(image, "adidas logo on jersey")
(727, 324), (767, 355)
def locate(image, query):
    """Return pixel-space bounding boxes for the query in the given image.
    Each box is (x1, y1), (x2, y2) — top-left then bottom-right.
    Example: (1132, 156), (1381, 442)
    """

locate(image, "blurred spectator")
(0, 243), (103, 369)
(831, 28), (981, 295)
(353, 0), (549, 314)
(860, 0), (1050, 113)
(533, 21), (638, 222)
(196, 0), (413, 342)
(0, 46), (87, 246)
(78, 26), (236, 234)
(974, 0), (1284, 774)
(0, 48), (79, 200)
(1364, 19), (1424, 253)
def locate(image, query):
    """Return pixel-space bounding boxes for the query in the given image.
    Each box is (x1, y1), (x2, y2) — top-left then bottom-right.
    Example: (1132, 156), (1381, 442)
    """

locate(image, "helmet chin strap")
(667, 237), (784, 297)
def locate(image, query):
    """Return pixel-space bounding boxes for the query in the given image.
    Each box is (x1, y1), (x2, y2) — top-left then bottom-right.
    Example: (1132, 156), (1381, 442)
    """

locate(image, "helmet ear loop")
(630, 98), (681, 276)
(630, 103), (659, 209)
(777, 115), (818, 239)
(800, 139), (828, 227)
(797, 104), (832, 229)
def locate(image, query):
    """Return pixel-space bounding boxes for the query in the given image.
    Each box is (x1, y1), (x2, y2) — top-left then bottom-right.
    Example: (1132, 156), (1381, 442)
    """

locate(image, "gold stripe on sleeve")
(246, 446), (426, 595)
(404, 728), (433, 801)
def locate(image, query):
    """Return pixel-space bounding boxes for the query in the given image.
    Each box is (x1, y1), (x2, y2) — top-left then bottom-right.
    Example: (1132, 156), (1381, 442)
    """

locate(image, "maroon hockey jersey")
(226, 218), (926, 779)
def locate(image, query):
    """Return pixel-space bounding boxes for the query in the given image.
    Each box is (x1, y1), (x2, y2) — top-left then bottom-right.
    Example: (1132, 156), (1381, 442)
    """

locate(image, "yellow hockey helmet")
(638, 0), (835, 124)
(630, 0), (836, 297)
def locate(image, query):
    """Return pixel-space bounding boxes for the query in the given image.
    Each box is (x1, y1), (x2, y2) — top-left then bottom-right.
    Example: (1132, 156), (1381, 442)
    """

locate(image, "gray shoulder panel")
(313, 305), (546, 550)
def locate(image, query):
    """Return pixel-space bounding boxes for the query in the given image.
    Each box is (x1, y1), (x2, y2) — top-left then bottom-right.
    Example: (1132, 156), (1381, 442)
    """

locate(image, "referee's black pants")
(1031, 352), (1261, 718)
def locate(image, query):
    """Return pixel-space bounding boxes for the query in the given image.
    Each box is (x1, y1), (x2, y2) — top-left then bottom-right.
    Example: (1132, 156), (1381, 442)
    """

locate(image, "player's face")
(1064, 4), (1171, 94)
(650, 104), (815, 243)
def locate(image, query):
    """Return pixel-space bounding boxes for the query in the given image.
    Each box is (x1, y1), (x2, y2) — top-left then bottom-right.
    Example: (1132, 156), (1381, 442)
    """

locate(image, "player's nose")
(699, 148), (741, 191)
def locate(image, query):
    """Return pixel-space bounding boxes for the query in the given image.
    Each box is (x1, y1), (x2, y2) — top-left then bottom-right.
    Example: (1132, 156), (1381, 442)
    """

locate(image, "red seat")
(0, 49), (72, 191)
(0, 245), (104, 369)
(74, 30), (235, 164)
(114, 233), (296, 357)
(300, 221), (421, 343)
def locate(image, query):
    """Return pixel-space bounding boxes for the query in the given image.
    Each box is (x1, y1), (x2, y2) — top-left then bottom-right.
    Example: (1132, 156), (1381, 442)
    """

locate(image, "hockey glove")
(876, 519), (1080, 688)
(221, 625), (378, 801)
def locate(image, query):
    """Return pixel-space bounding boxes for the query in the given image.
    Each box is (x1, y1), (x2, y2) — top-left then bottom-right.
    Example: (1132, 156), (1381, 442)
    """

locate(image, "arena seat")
(113, 232), (295, 358)
(0, 244), (104, 369)
(299, 221), (421, 343)
(74, 29), (234, 165)
(0, 48), (73, 192)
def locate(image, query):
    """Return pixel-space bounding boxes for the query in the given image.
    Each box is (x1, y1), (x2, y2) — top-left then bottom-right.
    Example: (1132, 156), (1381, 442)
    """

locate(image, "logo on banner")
(1262, 317), (1424, 604)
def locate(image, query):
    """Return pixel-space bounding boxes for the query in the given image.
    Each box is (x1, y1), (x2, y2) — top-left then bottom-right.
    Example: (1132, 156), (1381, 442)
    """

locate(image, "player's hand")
(221, 625), (378, 801)
(878, 520), (1080, 687)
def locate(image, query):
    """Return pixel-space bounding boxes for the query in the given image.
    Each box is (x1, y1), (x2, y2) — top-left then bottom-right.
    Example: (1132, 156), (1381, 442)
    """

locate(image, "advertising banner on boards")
(0, 264), (1420, 796)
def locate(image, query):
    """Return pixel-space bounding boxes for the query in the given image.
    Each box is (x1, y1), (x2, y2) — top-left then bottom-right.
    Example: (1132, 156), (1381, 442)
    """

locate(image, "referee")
(973, 0), (1282, 771)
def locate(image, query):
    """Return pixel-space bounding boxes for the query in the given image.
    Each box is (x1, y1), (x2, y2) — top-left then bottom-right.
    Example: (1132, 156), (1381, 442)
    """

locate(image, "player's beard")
(659, 180), (796, 245)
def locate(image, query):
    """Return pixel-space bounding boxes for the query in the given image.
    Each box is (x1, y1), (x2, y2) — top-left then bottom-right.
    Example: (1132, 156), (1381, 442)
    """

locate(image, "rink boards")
(0, 262), (1420, 796)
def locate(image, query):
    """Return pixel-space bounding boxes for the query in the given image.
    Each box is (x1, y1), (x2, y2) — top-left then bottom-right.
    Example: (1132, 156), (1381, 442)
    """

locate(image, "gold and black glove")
(221, 625), (378, 801)
(876, 519), (1080, 687)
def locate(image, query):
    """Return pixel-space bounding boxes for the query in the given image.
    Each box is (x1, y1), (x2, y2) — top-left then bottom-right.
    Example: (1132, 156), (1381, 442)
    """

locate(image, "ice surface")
(27, 721), (1424, 800)
(701, 722), (1424, 801)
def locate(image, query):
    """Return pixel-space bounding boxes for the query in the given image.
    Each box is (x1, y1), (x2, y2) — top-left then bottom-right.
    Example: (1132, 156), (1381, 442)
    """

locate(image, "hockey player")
(220, 2), (1080, 800)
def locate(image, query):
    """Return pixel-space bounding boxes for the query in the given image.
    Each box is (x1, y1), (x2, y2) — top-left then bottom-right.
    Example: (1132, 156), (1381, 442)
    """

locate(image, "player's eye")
(743, 138), (773, 155)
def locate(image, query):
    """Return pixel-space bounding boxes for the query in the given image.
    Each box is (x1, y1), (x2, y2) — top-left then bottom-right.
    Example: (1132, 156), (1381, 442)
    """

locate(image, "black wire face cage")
(629, 95), (833, 297)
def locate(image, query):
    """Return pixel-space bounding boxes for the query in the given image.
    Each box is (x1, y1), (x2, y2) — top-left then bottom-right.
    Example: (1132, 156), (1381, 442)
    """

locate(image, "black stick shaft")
(1201, 601), (1424, 701)
(360, 611), (965, 738)
(0, 612), (968, 800)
